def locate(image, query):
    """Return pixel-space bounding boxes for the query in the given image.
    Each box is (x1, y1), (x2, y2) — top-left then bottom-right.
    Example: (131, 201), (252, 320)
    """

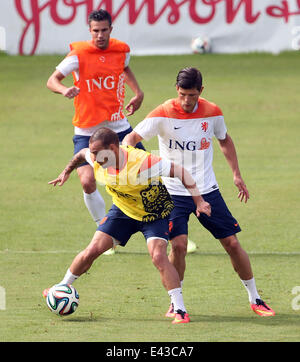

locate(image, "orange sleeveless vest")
(70, 38), (130, 128)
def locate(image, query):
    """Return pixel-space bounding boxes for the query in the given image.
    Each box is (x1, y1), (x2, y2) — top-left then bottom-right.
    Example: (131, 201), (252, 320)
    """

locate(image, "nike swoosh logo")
(174, 127), (182, 130)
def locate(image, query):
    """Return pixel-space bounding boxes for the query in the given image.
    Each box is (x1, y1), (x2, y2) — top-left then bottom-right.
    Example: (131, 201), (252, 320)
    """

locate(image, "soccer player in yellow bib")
(47, 127), (211, 324)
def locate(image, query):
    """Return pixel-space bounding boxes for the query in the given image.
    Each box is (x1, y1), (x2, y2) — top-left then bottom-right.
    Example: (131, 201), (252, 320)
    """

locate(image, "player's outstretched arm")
(169, 163), (211, 217)
(48, 148), (88, 187)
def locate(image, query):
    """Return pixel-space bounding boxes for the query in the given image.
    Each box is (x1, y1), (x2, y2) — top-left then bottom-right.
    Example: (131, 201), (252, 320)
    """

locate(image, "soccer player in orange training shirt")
(123, 67), (275, 317)
(47, 9), (145, 237)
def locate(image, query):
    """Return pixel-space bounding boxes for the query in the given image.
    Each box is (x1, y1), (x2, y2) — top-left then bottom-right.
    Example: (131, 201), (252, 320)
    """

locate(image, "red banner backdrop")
(2, 0), (300, 55)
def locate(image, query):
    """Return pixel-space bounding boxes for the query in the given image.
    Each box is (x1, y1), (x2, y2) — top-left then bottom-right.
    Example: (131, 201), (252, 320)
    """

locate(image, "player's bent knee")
(221, 236), (242, 255)
(171, 238), (187, 256)
(77, 168), (96, 193)
(151, 252), (168, 270)
(82, 248), (98, 264)
(148, 238), (168, 270)
(83, 241), (105, 262)
(81, 180), (96, 194)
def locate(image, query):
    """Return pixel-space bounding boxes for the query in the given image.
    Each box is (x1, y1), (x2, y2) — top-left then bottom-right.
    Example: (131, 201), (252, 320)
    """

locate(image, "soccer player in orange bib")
(47, 10), (145, 255)
(123, 67), (275, 317)
(46, 127), (211, 324)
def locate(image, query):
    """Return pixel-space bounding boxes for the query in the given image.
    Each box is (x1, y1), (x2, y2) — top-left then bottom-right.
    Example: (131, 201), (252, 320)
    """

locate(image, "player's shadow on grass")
(62, 313), (107, 323)
(62, 313), (172, 323)
(61, 311), (300, 327)
(193, 313), (300, 326)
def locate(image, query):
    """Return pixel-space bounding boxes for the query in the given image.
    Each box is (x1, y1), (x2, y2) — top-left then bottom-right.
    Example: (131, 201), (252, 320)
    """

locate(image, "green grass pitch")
(0, 51), (300, 342)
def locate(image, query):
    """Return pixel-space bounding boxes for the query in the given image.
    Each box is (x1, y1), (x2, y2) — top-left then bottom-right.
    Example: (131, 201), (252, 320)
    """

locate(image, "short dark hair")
(176, 67), (203, 91)
(88, 9), (112, 26)
(90, 127), (119, 148)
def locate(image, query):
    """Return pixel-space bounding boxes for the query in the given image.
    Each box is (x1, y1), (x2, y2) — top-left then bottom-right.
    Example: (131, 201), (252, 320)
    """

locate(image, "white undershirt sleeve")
(56, 55), (79, 78)
(85, 149), (94, 167)
(134, 117), (162, 141)
(125, 53), (130, 68)
(214, 116), (227, 140)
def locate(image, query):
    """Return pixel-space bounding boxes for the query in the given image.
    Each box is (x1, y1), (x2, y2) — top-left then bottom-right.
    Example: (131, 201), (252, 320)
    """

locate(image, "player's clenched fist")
(63, 86), (80, 99)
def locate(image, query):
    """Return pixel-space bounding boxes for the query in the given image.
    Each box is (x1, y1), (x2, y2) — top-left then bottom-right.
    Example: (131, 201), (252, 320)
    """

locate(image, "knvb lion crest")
(201, 121), (208, 132)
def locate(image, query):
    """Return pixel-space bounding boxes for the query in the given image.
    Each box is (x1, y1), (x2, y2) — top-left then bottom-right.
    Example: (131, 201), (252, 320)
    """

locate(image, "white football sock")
(168, 287), (186, 313)
(83, 190), (105, 226)
(241, 277), (261, 304)
(60, 268), (79, 285)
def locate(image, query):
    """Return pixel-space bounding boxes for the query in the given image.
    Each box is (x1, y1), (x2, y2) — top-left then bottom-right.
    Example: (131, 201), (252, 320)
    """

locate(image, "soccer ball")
(46, 284), (79, 316)
(191, 36), (211, 54)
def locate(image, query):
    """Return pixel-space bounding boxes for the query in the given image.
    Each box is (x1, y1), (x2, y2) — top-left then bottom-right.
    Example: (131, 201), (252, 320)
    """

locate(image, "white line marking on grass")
(199, 251), (300, 255)
(1, 249), (300, 255)
(0, 249), (79, 254)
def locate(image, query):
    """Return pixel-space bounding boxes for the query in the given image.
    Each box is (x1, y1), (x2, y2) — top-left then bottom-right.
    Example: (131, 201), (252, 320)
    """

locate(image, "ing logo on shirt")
(168, 139), (197, 151)
(85, 75), (115, 92)
(168, 138), (210, 151)
(141, 183), (174, 222)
